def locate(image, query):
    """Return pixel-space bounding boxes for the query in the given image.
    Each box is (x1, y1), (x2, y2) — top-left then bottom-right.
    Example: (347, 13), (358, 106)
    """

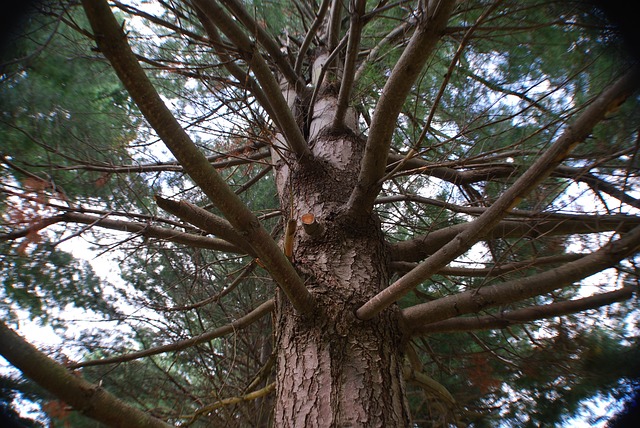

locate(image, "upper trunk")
(270, 71), (410, 425)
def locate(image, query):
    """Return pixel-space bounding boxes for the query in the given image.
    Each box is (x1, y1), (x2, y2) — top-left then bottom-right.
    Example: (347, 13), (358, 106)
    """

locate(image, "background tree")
(1, 0), (639, 426)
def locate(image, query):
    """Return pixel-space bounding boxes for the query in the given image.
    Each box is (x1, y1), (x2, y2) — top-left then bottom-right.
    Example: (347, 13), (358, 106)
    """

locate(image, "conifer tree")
(1, 1), (639, 426)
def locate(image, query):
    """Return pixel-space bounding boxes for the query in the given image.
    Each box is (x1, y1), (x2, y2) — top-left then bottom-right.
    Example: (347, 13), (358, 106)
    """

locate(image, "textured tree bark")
(271, 70), (410, 425)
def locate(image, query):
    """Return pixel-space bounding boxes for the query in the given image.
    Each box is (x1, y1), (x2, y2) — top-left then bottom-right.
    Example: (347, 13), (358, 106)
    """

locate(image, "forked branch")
(219, 0), (301, 87)
(191, 0), (312, 161)
(402, 225), (640, 327)
(347, 0), (457, 216)
(155, 195), (256, 256)
(411, 286), (635, 334)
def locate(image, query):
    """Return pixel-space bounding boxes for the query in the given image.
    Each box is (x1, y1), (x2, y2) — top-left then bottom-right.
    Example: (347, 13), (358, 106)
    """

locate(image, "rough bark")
(271, 71), (410, 424)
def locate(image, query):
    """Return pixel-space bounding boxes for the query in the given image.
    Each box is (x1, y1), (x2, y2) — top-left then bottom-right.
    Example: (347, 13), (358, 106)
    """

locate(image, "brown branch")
(192, 8), (281, 129)
(112, 1), (207, 43)
(401, 224), (640, 327)
(295, 0), (331, 75)
(185, 382), (275, 423)
(0, 321), (171, 428)
(81, 0), (314, 315)
(385, 153), (640, 210)
(346, 1), (457, 217)
(0, 215), (65, 241)
(385, 153), (517, 185)
(354, 20), (414, 85)
(69, 299), (275, 369)
(326, 0), (344, 52)
(61, 211), (246, 253)
(220, 0), (301, 87)
(415, 1), (502, 150)
(390, 214), (640, 263)
(411, 286), (635, 335)
(154, 195), (255, 256)
(390, 253), (587, 276)
(357, 65), (640, 320)
(153, 262), (256, 312)
(554, 165), (640, 210)
(333, 0), (365, 129)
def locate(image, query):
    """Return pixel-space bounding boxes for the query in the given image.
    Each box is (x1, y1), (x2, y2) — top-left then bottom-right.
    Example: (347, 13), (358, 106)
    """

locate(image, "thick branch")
(326, 0), (344, 52)
(69, 299), (275, 369)
(554, 165), (640, 210)
(81, 0), (314, 315)
(357, 65), (640, 319)
(346, 1), (456, 216)
(0, 321), (171, 428)
(386, 154), (640, 210)
(333, 0), (365, 129)
(155, 195), (255, 256)
(412, 286), (635, 334)
(401, 224), (640, 327)
(295, 0), (331, 75)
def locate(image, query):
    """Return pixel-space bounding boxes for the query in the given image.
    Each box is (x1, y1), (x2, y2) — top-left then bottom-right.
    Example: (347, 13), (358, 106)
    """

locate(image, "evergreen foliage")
(1, 1), (638, 426)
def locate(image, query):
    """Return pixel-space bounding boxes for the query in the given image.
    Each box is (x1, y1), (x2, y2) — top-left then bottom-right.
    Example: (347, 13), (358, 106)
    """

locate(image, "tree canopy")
(1, 0), (639, 426)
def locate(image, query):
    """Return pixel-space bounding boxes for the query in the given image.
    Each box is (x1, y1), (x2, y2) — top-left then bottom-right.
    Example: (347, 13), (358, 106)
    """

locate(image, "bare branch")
(354, 20), (414, 85)
(390, 213), (640, 263)
(391, 253), (587, 276)
(295, 0), (331, 75)
(0, 321), (171, 428)
(69, 299), (275, 369)
(155, 195), (255, 256)
(194, 11), (281, 128)
(185, 382), (275, 422)
(113, 0), (207, 43)
(412, 1), (502, 152)
(347, 1), (457, 216)
(554, 165), (640, 210)
(333, 0), (366, 129)
(385, 152), (640, 210)
(401, 224), (640, 327)
(61, 212), (246, 253)
(0, 215), (65, 241)
(357, 65), (640, 319)
(327, 0), (344, 52)
(411, 286), (635, 335)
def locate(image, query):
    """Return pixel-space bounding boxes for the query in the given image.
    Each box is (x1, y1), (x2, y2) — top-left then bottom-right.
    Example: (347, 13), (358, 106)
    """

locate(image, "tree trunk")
(271, 67), (410, 425)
